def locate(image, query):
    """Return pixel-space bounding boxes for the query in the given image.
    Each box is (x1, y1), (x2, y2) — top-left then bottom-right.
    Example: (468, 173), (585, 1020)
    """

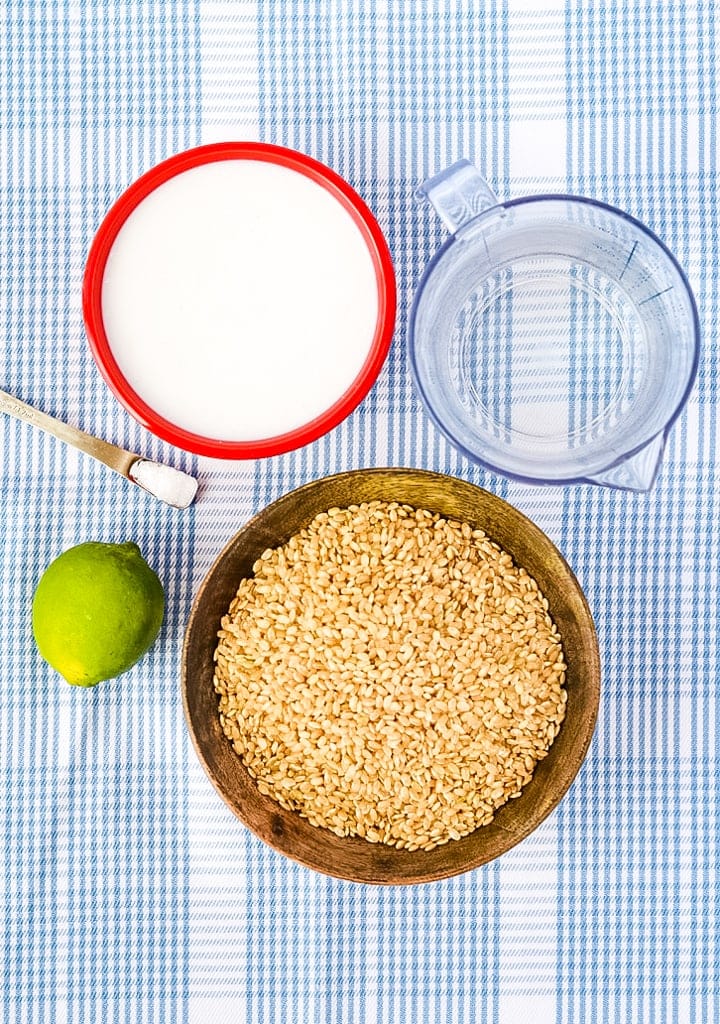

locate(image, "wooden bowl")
(182, 468), (600, 884)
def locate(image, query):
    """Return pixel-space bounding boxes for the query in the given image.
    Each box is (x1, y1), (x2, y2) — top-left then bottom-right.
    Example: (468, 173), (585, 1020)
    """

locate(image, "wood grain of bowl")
(182, 468), (600, 884)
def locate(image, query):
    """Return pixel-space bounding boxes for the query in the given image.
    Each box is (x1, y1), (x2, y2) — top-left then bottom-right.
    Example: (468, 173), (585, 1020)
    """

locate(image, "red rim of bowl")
(82, 142), (397, 459)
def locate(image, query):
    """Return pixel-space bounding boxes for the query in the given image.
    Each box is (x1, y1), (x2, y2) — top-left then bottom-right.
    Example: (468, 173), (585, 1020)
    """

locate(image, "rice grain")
(213, 501), (566, 851)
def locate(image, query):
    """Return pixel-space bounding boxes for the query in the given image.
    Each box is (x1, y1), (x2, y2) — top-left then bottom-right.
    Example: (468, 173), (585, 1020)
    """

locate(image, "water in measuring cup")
(448, 253), (649, 456)
(411, 164), (699, 487)
(411, 200), (698, 485)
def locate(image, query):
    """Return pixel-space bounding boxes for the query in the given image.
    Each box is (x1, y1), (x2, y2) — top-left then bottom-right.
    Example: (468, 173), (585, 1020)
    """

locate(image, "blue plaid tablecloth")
(1, 2), (717, 1021)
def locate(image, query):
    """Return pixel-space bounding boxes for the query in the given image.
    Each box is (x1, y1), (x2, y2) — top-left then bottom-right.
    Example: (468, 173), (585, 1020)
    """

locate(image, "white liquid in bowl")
(100, 159), (381, 441)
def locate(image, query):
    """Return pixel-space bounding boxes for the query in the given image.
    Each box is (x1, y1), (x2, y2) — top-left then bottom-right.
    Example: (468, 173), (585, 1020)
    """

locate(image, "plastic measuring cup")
(409, 160), (700, 490)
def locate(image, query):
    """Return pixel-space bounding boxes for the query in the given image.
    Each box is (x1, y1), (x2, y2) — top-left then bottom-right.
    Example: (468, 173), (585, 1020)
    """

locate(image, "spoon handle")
(0, 386), (138, 473)
(0, 387), (198, 509)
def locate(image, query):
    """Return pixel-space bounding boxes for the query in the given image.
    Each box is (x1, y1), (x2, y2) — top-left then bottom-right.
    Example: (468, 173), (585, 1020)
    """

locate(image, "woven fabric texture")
(1, 3), (717, 1021)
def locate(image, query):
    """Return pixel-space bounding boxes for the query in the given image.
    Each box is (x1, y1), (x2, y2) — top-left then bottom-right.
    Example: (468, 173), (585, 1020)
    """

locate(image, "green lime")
(32, 541), (165, 687)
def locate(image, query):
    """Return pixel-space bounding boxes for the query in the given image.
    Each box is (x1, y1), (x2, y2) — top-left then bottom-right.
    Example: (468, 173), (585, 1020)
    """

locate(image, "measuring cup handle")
(416, 159), (500, 234)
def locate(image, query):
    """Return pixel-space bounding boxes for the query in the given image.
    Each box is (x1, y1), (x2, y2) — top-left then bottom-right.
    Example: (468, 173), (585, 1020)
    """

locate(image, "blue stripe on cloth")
(559, 3), (718, 1022)
(690, 4), (719, 1021)
(0, 2), (202, 1020)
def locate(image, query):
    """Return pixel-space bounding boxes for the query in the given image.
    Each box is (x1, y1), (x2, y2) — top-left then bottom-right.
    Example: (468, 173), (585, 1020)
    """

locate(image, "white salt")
(129, 459), (198, 509)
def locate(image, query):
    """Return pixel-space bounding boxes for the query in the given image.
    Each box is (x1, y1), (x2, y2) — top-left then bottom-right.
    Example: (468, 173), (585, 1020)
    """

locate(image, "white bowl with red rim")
(83, 142), (396, 459)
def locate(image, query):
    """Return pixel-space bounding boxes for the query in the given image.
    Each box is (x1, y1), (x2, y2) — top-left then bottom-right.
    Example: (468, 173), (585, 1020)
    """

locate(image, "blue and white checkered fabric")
(1, 3), (717, 1021)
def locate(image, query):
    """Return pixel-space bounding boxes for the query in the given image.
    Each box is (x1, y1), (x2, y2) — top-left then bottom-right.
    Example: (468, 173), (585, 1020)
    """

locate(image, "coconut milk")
(101, 159), (380, 441)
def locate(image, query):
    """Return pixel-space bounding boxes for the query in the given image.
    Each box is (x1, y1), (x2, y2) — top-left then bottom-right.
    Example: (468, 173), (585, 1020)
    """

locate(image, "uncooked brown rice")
(213, 501), (567, 851)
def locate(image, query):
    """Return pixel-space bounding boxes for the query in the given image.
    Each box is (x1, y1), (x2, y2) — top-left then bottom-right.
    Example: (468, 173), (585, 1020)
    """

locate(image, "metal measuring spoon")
(0, 386), (198, 509)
